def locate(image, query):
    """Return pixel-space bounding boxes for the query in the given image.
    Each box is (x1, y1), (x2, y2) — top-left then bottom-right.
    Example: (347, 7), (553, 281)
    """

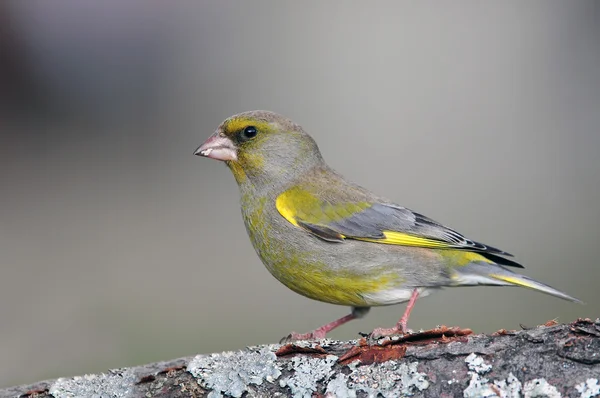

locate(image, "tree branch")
(2, 319), (599, 397)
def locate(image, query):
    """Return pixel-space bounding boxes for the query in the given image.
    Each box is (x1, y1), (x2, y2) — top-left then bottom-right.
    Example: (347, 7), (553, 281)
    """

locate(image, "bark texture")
(2, 319), (599, 398)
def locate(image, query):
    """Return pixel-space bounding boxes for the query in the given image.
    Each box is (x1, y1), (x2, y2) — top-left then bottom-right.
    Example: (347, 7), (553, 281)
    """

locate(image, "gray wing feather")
(328, 203), (513, 256)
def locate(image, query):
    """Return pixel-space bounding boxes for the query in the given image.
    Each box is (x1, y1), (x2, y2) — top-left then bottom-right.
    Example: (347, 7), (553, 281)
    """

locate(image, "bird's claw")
(280, 330), (327, 344)
(369, 326), (413, 339)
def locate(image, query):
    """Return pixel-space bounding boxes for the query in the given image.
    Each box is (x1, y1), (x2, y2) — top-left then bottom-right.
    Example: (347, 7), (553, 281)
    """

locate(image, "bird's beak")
(194, 132), (237, 161)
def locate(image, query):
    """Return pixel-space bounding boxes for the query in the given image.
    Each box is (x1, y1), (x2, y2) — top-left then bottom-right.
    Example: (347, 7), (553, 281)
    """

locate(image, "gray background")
(1, 1), (598, 388)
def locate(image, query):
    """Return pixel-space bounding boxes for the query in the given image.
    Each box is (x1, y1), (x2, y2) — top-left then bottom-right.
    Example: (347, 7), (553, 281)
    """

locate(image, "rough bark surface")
(2, 319), (599, 398)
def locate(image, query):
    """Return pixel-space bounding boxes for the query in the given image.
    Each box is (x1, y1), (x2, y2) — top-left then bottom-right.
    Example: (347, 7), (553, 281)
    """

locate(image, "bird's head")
(195, 111), (324, 187)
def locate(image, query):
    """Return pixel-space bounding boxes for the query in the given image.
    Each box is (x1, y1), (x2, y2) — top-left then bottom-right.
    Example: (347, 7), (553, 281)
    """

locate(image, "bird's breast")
(239, 193), (408, 306)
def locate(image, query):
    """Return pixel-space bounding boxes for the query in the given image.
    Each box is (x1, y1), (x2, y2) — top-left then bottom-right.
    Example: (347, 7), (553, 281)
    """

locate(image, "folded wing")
(276, 185), (522, 268)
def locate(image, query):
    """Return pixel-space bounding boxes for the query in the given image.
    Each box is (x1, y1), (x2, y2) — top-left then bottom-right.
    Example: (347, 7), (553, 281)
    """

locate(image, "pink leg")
(371, 288), (420, 337)
(398, 288), (419, 331)
(282, 307), (370, 343)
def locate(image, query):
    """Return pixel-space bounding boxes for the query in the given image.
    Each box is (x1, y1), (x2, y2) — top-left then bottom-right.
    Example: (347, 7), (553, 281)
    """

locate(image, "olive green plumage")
(195, 110), (580, 338)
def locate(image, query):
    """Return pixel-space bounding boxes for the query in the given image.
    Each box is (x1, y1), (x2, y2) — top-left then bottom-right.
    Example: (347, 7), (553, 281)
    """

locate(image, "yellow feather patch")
(489, 274), (536, 289)
(358, 231), (451, 248)
(439, 250), (494, 266)
(359, 233), (495, 266)
(276, 187), (371, 229)
(275, 190), (302, 227)
(274, 262), (403, 306)
(223, 118), (275, 137)
(227, 161), (247, 184)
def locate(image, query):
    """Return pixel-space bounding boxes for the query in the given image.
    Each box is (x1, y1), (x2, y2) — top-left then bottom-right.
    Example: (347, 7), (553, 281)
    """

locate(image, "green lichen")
(346, 361), (429, 397)
(187, 348), (281, 397)
(576, 379), (600, 398)
(523, 378), (562, 398)
(279, 355), (338, 398)
(48, 370), (137, 398)
(325, 374), (357, 397)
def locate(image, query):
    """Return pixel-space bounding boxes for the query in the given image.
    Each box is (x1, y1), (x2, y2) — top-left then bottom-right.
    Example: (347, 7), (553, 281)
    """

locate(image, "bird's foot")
(279, 312), (358, 343)
(370, 289), (419, 339)
(280, 329), (327, 344)
(369, 325), (413, 339)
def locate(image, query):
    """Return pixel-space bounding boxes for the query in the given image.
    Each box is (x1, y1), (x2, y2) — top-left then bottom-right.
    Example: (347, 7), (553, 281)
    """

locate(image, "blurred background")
(1, 0), (599, 388)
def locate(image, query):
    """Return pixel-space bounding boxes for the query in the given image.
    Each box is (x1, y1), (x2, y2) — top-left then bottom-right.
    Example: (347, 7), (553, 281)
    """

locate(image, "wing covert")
(275, 186), (514, 259)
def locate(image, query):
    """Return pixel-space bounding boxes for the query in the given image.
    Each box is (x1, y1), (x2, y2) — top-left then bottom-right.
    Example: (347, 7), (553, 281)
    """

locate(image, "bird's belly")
(360, 287), (433, 306)
(241, 199), (440, 306)
(250, 230), (410, 306)
(268, 259), (411, 307)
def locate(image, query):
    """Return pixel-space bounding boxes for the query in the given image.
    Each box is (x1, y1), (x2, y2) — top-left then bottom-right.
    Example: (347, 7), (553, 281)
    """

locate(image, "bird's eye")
(240, 126), (258, 141)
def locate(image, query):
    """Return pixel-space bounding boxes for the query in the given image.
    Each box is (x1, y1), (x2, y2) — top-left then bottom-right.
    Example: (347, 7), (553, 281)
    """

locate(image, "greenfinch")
(195, 111), (580, 341)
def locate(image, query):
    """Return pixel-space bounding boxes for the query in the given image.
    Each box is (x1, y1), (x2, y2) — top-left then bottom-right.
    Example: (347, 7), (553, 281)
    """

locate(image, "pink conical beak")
(194, 133), (237, 161)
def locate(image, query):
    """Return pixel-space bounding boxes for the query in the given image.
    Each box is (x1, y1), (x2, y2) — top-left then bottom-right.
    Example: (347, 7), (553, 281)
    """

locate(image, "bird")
(194, 110), (580, 341)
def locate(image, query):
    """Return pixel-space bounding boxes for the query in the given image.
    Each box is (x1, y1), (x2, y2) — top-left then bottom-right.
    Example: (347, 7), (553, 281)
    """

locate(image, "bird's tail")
(454, 262), (582, 303)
